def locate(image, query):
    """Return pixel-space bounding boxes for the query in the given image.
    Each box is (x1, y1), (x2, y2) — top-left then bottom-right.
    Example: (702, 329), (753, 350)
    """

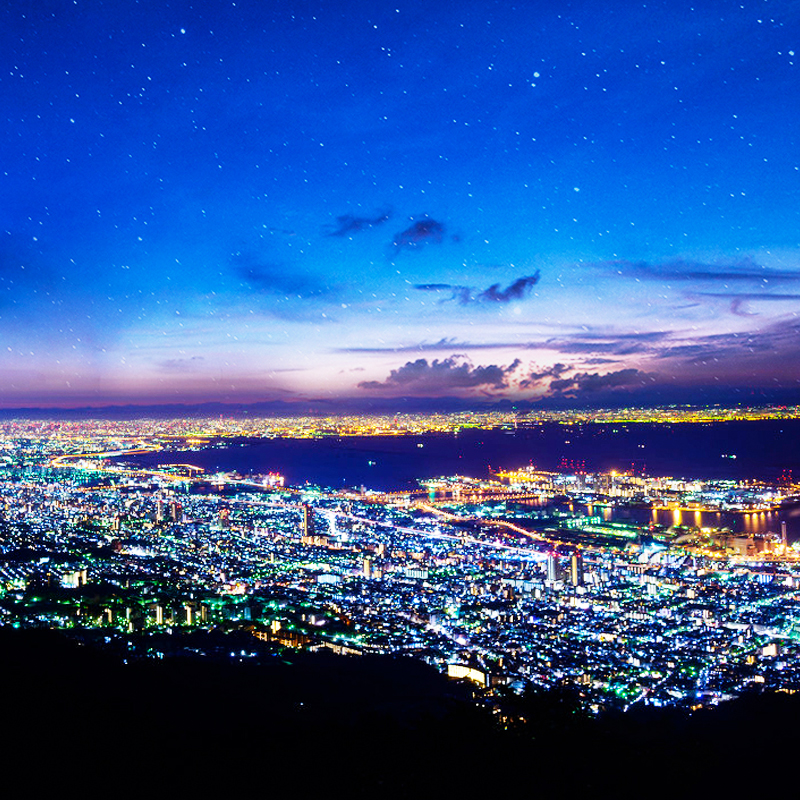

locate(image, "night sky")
(2, 0), (800, 409)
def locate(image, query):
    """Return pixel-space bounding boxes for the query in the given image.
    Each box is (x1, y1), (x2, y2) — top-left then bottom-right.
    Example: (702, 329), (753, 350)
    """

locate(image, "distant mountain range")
(2, 384), (800, 420)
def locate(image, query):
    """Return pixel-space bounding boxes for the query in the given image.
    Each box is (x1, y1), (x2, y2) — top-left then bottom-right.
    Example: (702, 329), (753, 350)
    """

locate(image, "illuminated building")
(447, 663), (489, 688)
(302, 504), (314, 539)
(570, 552), (583, 587)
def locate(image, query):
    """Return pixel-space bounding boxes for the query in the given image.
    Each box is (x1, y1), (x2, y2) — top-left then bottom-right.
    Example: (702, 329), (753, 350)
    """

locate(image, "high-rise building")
(302, 504), (314, 539)
(570, 552), (584, 587)
(170, 501), (183, 523)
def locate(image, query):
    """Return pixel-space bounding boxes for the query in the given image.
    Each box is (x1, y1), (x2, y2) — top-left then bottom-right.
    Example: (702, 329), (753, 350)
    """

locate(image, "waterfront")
(554, 501), (800, 542)
(121, 420), (800, 489)
(118, 420), (800, 540)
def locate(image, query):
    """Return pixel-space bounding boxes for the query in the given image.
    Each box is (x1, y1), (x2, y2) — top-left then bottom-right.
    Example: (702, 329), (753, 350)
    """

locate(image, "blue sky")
(2, 0), (799, 408)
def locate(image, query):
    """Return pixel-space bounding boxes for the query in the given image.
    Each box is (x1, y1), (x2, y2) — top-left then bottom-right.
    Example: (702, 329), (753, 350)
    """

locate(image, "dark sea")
(122, 419), (800, 489)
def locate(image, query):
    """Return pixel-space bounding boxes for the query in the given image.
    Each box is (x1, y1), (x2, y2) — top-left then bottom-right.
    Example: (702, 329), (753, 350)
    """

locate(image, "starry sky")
(2, 0), (800, 409)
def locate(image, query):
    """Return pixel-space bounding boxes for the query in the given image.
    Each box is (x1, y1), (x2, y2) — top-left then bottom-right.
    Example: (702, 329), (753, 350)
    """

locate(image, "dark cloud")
(358, 356), (521, 393)
(414, 272), (540, 305)
(390, 216), (445, 255)
(531, 330), (671, 358)
(549, 368), (652, 395)
(414, 283), (456, 292)
(413, 283), (473, 304)
(606, 319), (800, 392)
(324, 209), (392, 237)
(340, 318), (800, 398)
(337, 322), (800, 377)
(654, 322), (800, 365)
(655, 342), (727, 361)
(521, 362), (569, 388)
(543, 323), (800, 371)
(601, 257), (800, 285)
(478, 272), (540, 303)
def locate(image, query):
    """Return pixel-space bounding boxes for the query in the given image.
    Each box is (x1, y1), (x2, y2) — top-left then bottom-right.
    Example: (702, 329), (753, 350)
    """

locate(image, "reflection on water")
(574, 502), (798, 542)
(510, 498), (800, 543)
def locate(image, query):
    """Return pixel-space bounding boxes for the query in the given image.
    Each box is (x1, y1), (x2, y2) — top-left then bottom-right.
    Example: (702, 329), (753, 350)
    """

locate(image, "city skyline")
(3, 1), (800, 409)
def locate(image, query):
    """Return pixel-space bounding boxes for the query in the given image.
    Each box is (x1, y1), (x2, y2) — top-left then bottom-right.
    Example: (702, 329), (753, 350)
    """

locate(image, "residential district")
(1, 414), (799, 717)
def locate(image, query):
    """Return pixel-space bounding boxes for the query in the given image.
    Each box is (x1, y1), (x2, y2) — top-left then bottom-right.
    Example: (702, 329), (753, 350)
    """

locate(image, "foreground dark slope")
(1, 627), (796, 797)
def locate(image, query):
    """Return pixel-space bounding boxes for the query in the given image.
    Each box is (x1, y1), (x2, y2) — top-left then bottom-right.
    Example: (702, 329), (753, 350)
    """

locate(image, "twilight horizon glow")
(2, 0), (800, 409)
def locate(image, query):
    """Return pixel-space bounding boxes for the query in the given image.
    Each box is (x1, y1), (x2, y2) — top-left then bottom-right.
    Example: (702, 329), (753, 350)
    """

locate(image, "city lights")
(0, 410), (798, 715)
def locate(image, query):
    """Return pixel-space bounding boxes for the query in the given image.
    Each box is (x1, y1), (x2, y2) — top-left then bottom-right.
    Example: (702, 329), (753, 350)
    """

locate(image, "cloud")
(414, 282), (473, 304)
(390, 216), (445, 256)
(478, 272), (540, 302)
(413, 272), (540, 305)
(337, 329), (665, 357)
(324, 209), (392, 237)
(549, 368), (652, 395)
(520, 362), (570, 388)
(600, 257), (800, 285)
(338, 321), (799, 376)
(689, 291), (800, 318)
(358, 356), (521, 393)
(544, 330), (668, 356)
(654, 321), (800, 365)
(336, 338), (528, 354)
(157, 356), (205, 373)
(567, 330), (668, 343)
(730, 298), (758, 317)
(697, 292), (800, 301)
(340, 318), (800, 399)
(539, 323), (800, 374)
